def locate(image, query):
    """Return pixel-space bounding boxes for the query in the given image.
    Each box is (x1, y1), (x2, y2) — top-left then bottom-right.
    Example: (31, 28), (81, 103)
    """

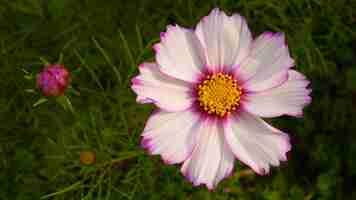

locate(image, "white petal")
(224, 111), (291, 175)
(242, 70), (312, 117)
(141, 109), (201, 164)
(195, 8), (252, 71)
(181, 119), (235, 189)
(131, 62), (194, 111)
(154, 25), (206, 82)
(235, 32), (294, 91)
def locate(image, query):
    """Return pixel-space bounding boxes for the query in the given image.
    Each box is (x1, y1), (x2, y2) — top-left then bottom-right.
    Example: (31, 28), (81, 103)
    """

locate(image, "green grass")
(0, 0), (356, 199)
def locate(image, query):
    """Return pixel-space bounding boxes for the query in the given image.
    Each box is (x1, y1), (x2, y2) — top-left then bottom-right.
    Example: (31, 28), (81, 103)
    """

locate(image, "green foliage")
(0, 0), (355, 199)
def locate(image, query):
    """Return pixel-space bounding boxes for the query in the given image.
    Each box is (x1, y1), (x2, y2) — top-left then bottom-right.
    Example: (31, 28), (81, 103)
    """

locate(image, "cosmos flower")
(37, 64), (70, 96)
(131, 8), (311, 189)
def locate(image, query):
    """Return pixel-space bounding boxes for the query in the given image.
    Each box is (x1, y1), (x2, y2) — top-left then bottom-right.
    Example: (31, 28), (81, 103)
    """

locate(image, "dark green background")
(0, 0), (355, 199)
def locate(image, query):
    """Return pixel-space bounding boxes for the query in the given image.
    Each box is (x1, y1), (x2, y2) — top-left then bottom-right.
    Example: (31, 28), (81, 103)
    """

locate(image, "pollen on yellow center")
(197, 73), (242, 117)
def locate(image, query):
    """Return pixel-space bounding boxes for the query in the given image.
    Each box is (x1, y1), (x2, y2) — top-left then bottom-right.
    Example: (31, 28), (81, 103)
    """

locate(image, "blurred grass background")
(0, 0), (355, 199)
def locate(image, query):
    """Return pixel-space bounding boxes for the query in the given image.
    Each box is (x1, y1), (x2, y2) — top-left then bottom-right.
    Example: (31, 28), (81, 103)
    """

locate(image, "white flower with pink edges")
(131, 8), (311, 189)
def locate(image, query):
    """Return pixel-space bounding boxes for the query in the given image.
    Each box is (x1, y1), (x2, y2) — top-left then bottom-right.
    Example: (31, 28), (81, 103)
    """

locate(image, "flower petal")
(242, 70), (311, 117)
(235, 32), (294, 91)
(131, 62), (194, 111)
(181, 119), (235, 190)
(141, 109), (200, 164)
(154, 25), (206, 82)
(195, 8), (252, 72)
(224, 111), (291, 175)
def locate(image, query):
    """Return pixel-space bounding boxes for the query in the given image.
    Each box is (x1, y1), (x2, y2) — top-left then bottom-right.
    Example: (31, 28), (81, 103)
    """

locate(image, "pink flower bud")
(37, 64), (70, 96)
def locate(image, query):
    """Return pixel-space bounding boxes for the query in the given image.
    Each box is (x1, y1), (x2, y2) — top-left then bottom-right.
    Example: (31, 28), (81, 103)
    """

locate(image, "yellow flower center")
(197, 73), (242, 117)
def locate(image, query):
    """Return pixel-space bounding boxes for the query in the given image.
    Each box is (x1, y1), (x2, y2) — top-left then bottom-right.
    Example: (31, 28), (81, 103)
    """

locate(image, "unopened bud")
(80, 150), (96, 165)
(36, 64), (70, 96)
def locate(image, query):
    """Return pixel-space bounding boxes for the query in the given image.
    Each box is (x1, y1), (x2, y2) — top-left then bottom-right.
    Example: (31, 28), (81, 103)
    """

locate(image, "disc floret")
(197, 73), (242, 117)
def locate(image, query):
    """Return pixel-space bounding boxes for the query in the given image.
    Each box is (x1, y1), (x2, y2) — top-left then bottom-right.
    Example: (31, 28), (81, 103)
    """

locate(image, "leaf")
(33, 98), (48, 107)
(346, 68), (356, 91)
(40, 181), (82, 199)
(57, 52), (64, 64)
(39, 57), (50, 65)
(92, 36), (122, 84)
(24, 75), (33, 80)
(47, 0), (68, 18)
(25, 89), (36, 93)
(56, 95), (75, 113)
(317, 172), (337, 197)
(10, 0), (43, 17)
